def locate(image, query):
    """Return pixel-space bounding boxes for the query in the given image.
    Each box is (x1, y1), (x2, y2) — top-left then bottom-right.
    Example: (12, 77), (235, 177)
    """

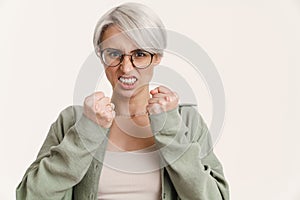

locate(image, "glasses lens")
(132, 50), (152, 68)
(102, 49), (122, 66)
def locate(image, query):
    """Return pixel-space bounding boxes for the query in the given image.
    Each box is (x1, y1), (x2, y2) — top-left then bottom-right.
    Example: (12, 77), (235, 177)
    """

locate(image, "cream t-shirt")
(98, 144), (162, 200)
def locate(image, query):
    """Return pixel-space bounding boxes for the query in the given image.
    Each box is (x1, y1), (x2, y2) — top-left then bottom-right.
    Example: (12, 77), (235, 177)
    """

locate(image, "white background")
(1, 0), (299, 199)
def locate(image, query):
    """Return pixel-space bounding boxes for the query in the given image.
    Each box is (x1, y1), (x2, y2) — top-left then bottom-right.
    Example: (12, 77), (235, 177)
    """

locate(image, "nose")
(120, 55), (134, 73)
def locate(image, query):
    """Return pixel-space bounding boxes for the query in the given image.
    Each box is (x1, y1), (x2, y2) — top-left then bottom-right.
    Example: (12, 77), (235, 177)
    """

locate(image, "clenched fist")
(83, 91), (115, 128)
(147, 86), (179, 115)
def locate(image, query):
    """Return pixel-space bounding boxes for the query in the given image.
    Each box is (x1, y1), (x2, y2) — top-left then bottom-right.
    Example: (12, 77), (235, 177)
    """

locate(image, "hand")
(83, 91), (115, 128)
(147, 86), (179, 115)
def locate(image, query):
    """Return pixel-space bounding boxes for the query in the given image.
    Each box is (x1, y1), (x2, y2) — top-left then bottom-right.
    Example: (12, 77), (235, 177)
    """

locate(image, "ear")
(95, 46), (105, 65)
(96, 51), (108, 68)
(152, 54), (162, 66)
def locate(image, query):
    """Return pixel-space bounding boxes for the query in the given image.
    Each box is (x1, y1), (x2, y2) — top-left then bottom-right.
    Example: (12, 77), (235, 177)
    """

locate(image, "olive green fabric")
(16, 105), (229, 200)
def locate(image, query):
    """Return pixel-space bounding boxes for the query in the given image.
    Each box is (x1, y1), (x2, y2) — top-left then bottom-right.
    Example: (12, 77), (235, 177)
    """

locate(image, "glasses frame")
(100, 48), (155, 69)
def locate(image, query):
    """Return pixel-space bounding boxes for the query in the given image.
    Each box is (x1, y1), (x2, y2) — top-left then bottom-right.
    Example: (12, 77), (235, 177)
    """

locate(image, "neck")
(111, 87), (150, 117)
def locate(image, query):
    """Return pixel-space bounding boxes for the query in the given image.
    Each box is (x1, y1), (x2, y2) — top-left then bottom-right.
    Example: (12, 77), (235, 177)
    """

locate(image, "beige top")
(97, 144), (162, 200)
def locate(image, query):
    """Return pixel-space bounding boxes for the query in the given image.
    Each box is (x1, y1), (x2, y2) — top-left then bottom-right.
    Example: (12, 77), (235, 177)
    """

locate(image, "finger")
(110, 102), (115, 110)
(151, 93), (176, 102)
(104, 102), (115, 112)
(148, 97), (167, 105)
(151, 92), (168, 98)
(150, 88), (159, 95)
(173, 92), (179, 99)
(97, 108), (113, 120)
(95, 97), (111, 111)
(105, 110), (116, 122)
(98, 97), (111, 105)
(93, 91), (105, 100)
(167, 92), (179, 102)
(157, 92), (179, 102)
(105, 104), (112, 112)
(165, 96), (170, 102)
(157, 86), (172, 94)
(112, 110), (116, 118)
(148, 98), (160, 104)
(150, 86), (170, 94)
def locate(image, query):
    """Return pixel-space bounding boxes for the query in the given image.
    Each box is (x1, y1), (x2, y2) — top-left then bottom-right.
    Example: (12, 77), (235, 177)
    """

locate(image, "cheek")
(140, 67), (154, 81)
(105, 68), (117, 83)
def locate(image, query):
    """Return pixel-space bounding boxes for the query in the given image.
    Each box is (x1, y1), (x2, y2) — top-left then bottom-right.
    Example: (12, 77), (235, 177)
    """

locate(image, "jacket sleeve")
(149, 106), (230, 200)
(16, 106), (109, 200)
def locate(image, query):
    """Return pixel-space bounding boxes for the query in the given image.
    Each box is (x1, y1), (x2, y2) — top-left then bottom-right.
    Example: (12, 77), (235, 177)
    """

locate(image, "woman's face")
(100, 25), (161, 99)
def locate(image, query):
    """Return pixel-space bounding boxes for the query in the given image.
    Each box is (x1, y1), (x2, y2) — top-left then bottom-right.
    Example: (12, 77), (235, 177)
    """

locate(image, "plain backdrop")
(1, 0), (299, 199)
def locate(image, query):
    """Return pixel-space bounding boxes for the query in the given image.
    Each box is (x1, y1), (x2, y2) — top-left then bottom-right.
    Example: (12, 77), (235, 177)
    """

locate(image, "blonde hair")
(93, 2), (167, 56)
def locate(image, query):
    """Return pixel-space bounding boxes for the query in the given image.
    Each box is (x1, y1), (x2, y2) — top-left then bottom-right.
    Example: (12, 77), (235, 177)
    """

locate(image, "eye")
(133, 50), (148, 58)
(107, 49), (122, 59)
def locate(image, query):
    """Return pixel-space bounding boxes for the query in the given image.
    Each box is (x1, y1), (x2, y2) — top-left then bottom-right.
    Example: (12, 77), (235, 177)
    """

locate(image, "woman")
(16, 2), (229, 200)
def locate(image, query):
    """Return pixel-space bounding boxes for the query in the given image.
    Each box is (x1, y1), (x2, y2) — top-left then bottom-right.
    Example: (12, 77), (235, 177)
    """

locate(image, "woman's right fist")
(83, 91), (115, 128)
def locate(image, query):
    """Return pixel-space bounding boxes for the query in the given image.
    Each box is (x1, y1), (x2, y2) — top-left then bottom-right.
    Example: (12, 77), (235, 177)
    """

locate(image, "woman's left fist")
(147, 86), (179, 115)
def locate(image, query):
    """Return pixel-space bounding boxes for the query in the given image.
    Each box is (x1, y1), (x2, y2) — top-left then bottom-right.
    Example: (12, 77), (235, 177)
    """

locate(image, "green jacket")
(16, 104), (230, 200)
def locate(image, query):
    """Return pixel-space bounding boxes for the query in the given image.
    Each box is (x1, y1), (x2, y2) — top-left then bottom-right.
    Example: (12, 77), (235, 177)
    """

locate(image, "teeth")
(119, 77), (137, 84)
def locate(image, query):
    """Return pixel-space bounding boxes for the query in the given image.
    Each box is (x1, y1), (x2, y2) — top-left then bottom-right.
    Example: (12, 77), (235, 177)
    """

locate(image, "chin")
(112, 84), (136, 99)
(113, 82), (148, 99)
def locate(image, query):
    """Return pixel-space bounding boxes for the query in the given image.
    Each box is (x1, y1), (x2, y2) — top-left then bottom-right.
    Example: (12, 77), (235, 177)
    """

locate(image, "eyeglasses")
(100, 48), (155, 69)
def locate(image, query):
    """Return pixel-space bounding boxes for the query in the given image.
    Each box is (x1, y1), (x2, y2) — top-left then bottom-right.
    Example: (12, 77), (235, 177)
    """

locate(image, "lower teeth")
(121, 81), (134, 85)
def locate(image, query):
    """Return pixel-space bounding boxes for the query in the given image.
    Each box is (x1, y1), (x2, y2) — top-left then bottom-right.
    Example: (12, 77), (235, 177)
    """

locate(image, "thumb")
(150, 88), (159, 96)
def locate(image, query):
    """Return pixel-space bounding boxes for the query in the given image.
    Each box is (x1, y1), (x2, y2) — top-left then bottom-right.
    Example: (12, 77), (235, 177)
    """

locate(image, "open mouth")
(118, 76), (138, 85)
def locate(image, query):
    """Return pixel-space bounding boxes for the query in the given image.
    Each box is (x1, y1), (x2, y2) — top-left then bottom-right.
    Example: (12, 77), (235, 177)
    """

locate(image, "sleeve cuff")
(149, 107), (184, 134)
(74, 113), (109, 144)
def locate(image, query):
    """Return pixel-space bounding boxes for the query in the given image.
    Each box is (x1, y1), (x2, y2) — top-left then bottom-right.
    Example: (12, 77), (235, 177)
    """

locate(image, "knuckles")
(83, 91), (115, 128)
(148, 88), (179, 114)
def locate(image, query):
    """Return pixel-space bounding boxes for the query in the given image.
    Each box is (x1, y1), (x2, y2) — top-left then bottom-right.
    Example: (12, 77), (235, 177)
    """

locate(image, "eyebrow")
(104, 48), (147, 53)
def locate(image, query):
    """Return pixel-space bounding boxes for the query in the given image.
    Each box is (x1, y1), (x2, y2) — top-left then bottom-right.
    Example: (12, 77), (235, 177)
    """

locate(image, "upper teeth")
(119, 77), (137, 84)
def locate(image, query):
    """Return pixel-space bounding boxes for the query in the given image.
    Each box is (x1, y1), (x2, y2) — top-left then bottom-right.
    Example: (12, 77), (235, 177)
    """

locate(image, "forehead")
(100, 25), (138, 52)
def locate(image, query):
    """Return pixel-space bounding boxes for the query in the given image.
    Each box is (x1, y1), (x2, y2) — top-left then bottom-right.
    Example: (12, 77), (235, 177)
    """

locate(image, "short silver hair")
(93, 2), (167, 56)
